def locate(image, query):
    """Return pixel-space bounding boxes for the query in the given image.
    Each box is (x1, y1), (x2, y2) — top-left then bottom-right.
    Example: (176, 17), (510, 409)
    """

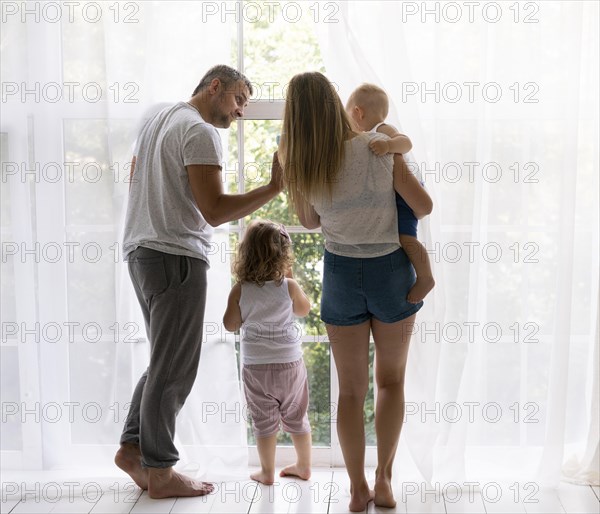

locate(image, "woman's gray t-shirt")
(311, 133), (400, 258)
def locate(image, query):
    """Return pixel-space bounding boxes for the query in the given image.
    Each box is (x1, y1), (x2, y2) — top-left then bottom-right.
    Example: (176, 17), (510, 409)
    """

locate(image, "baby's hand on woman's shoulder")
(368, 138), (390, 156)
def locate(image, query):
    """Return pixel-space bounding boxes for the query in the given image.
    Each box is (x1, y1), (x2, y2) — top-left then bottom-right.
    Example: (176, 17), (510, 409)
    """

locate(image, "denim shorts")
(321, 248), (423, 326)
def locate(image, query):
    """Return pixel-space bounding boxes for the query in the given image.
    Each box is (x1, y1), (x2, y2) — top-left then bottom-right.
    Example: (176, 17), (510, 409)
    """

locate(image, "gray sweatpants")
(120, 246), (208, 468)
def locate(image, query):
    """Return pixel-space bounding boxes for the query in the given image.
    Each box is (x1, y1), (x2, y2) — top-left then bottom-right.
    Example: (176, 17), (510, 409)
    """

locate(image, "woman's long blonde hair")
(279, 72), (353, 210)
(233, 220), (293, 286)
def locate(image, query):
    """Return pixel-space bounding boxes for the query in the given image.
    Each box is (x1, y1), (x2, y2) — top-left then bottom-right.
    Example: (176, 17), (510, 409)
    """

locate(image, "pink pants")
(242, 359), (311, 438)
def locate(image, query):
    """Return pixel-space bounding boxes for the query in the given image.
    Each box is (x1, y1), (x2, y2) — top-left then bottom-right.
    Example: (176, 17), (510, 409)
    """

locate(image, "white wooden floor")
(1, 469), (599, 514)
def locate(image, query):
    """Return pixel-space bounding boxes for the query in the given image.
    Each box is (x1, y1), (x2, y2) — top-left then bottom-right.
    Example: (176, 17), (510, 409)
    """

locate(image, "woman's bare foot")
(114, 443), (148, 490)
(407, 276), (435, 304)
(374, 477), (396, 508)
(279, 463), (311, 480)
(250, 469), (275, 485)
(349, 483), (374, 512)
(147, 467), (214, 499)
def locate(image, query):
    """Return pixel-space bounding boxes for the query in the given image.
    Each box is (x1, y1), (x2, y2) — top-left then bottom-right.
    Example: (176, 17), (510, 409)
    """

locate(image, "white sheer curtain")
(316, 0), (599, 488)
(1, 1), (247, 478)
(2, 0), (599, 493)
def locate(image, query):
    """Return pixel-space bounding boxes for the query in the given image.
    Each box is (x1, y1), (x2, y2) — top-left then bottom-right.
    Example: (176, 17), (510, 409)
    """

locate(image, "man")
(115, 65), (283, 498)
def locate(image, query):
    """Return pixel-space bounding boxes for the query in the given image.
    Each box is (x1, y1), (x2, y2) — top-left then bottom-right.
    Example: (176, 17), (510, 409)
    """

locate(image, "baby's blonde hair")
(233, 220), (293, 286)
(346, 83), (389, 120)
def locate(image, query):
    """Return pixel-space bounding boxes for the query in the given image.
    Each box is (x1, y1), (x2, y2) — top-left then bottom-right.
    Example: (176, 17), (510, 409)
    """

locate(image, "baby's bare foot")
(114, 443), (148, 490)
(279, 463), (311, 480)
(250, 470), (275, 485)
(407, 276), (435, 304)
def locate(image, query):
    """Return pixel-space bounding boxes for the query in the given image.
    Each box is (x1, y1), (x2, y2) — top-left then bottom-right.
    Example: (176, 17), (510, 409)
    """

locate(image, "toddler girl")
(223, 219), (312, 484)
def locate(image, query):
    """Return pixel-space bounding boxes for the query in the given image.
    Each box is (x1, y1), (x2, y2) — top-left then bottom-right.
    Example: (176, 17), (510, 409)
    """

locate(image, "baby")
(346, 83), (434, 303)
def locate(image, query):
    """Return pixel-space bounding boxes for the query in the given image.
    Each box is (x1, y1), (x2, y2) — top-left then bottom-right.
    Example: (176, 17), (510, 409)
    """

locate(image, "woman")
(278, 72), (433, 512)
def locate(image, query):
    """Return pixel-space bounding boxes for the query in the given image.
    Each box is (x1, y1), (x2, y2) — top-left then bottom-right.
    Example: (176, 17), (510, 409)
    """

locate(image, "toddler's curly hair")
(233, 220), (293, 286)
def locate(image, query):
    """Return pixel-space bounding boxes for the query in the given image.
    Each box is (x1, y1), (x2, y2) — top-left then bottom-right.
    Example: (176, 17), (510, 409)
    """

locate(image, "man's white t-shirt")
(123, 102), (222, 263)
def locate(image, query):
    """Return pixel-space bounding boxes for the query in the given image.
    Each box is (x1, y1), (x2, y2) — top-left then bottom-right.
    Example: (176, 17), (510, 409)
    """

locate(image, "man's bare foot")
(349, 483), (374, 512)
(114, 443), (148, 490)
(148, 467), (214, 499)
(279, 463), (311, 480)
(374, 478), (396, 508)
(407, 276), (435, 304)
(250, 469), (275, 485)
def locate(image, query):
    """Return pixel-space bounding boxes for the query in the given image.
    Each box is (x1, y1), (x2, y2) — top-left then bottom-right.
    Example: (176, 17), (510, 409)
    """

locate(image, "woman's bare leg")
(371, 315), (415, 508)
(327, 321), (373, 512)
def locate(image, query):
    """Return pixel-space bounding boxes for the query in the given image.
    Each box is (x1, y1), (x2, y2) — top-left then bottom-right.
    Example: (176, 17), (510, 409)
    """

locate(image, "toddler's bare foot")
(148, 467), (214, 499)
(250, 470), (275, 485)
(407, 276), (435, 304)
(279, 463), (311, 480)
(374, 477), (396, 508)
(349, 483), (374, 512)
(114, 443), (148, 490)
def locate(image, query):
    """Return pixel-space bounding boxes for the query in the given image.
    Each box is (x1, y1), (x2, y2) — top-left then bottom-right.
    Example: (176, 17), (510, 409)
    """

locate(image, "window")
(0, 0), (379, 469)
(228, 1), (378, 465)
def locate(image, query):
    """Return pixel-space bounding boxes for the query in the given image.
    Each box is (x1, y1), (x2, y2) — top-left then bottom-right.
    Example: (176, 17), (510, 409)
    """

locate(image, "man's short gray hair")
(192, 65), (253, 96)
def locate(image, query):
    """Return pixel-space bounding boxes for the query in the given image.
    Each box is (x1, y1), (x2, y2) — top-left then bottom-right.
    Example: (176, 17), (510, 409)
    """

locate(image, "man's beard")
(213, 92), (233, 128)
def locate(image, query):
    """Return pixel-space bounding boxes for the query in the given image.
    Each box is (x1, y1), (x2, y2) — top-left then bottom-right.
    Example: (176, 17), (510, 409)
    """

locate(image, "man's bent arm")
(187, 154), (284, 227)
